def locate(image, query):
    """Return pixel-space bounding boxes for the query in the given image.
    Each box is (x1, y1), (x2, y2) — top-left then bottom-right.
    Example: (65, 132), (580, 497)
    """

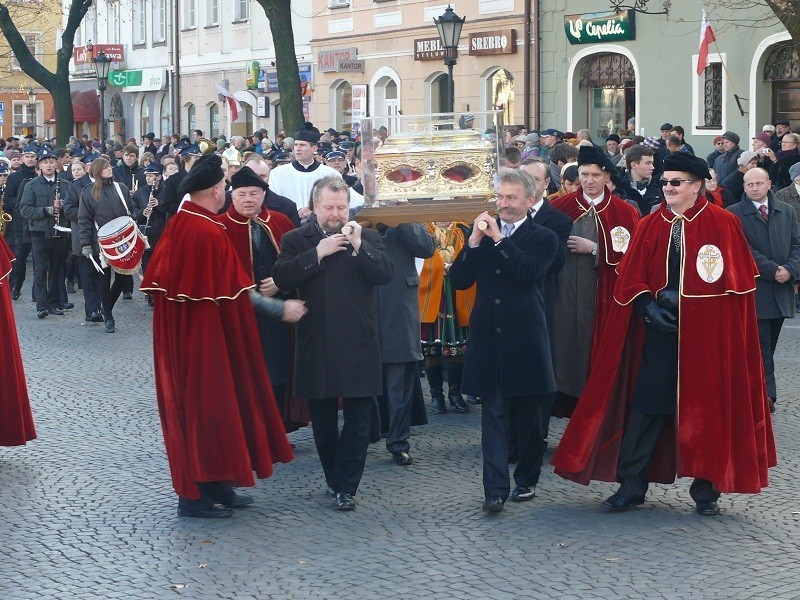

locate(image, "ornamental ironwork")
(764, 42), (800, 82)
(702, 63), (722, 128)
(578, 53), (635, 89)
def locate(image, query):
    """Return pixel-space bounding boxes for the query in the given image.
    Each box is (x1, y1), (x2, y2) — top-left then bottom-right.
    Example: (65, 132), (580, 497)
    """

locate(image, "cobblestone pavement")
(2, 280), (800, 599)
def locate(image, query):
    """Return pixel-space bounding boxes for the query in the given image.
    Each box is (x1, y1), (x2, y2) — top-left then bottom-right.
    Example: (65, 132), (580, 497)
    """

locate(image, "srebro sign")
(564, 10), (635, 45)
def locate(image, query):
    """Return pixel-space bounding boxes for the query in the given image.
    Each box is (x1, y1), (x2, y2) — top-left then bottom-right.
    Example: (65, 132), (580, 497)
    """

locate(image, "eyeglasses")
(659, 178), (696, 187)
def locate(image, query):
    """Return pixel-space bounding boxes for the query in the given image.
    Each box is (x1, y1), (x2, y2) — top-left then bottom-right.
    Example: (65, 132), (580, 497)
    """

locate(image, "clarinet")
(53, 182), (61, 238)
(143, 182), (156, 233)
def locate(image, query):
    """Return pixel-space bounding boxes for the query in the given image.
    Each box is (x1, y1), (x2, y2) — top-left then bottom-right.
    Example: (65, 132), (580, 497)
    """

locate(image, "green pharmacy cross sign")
(108, 70), (143, 87)
(564, 10), (635, 45)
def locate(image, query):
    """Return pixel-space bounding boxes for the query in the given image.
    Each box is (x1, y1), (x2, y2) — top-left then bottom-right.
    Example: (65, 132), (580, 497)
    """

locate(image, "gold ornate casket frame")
(356, 111), (502, 228)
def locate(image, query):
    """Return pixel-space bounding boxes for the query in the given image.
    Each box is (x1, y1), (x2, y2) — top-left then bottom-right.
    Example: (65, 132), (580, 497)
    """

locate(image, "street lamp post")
(434, 5), (466, 114)
(92, 52), (113, 147)
(26, 88), (37, 138)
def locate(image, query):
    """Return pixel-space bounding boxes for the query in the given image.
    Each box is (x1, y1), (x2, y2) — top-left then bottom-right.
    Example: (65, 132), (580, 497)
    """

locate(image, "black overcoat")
(449, 215), (558, 399)
(273, 222), (394, 399)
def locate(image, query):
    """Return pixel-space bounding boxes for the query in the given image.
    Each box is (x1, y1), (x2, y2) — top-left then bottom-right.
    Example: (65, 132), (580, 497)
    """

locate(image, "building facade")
(0, 0), (60, 141)
(310, 0), (533, 135)
(537, 1), (790, 153)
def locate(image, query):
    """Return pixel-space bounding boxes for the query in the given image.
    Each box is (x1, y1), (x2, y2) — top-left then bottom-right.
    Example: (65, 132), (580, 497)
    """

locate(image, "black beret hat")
(662, 152), (711, 180)
(577, 145), (617, 173)
(230, 166), (268, 191)
(775, 120), (790, 127)
(294, 122), (320, 144)
(177, 154), (225, 196)
(606, 134), (621, 143)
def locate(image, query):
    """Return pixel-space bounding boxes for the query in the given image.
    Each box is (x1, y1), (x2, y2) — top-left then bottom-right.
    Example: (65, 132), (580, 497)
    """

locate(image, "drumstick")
(341, 225), (353, 235)
(477, 221), (488, 231)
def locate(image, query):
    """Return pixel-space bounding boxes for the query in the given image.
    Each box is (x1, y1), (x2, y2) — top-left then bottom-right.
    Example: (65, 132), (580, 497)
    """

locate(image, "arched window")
(330, 80), (352, 132)
(577, 53), (635, 139)
(159, 95), (170, 136)
(487, 68), (514, 128)
(209, 104), (219, 138)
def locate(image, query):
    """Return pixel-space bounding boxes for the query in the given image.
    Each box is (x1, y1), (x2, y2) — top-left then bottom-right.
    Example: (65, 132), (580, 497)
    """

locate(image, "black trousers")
(617, 412), (720, 503)
(31, 236), (69, 312)
(757, 318), (785, 401)
(482, 394), (553, 500)
(384, 362), (417, 454)
(307, 396), (373, 495)
(99, 267), (132, 321)
(10, 235), (32, 293)
(76, 255), (102, 318)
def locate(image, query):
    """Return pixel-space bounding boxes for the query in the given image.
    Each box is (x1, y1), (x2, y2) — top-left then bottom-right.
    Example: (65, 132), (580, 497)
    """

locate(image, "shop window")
(187, 104), (196, 132)
(331, 80), (353, 132)
(578, 54), (634, 140)
(209, 104), (219, 138)
(488, 68), (514, 128)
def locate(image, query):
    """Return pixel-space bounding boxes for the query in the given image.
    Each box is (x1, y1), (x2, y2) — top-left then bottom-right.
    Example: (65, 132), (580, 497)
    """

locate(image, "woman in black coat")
(763, 132), (800, 190)
(78, 157), (133, 333)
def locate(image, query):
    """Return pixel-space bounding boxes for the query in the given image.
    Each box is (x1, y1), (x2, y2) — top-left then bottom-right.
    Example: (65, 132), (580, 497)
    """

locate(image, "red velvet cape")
(551, 188), (641, 360)
(217, 205), (294, 276)
(552, 198), (777, 493)
(0, 236), (36, 446)
(141, 202), (293, 499)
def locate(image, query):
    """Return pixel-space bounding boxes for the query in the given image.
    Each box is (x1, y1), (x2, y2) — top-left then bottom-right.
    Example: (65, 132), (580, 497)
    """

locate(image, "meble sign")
(564, 10), (635, 45)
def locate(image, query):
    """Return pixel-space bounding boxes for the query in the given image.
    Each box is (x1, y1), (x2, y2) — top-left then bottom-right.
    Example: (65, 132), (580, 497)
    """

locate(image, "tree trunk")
(0, 0), (92, 147)
(765, 0), (800, 44)
(255, 0), (304, 134)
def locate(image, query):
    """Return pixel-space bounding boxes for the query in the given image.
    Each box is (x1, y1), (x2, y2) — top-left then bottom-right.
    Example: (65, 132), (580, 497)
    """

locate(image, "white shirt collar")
(752, 200), (768, 212)
(530, 197), (545, 216)
(500, 214), (527, 233)
(583, 191), (604, 206)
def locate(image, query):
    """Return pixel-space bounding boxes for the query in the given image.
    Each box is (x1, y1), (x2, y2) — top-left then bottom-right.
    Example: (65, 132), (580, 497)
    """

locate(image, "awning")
(48, 90), (100, 122)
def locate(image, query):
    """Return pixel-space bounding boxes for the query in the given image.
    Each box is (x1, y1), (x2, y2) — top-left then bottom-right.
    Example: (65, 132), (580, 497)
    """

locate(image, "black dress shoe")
(510, 485), (536, 502)
(602, 492), (645, 512)
(449, 392), (471, 413)
(48, 307), (64, 316)
(431, 393), (446, 414)
(215, 490), (254, 508)
(177, 505), (233, 519)
(61, 302), (75, 310)
(11, 289), (20, 300)
(769, 398), (776, 414)
(66, 283), (76, 294)
(392, 450), (413, 466)
(90, 310), (104, 323)
(335, 492), (356, 511)
(37, 309), (48, 319)
(105, 319), (115, 333)
(482, 496), (504, 513)
(696, 501), (720, 516)
(466, 395), (480, 405)
(123, 291), (133, 300)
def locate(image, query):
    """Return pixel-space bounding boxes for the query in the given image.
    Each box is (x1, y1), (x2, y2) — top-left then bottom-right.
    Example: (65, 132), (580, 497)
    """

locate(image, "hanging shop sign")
(564, 10), (635, 45)
(468, 30), (517, 56)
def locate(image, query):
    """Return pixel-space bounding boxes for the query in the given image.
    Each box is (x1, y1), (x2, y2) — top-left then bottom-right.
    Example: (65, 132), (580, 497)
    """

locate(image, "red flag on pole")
(697, 11), (716, 75)
(214, 82), (242, 122)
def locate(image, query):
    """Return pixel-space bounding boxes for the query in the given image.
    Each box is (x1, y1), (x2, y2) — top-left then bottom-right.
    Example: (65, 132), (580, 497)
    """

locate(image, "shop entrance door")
(772, 81), (800, 130)
(579, 53), (635, 139)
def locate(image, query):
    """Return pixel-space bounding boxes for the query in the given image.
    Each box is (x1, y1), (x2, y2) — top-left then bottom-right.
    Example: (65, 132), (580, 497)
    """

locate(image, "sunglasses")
(659, 178), (695, 187)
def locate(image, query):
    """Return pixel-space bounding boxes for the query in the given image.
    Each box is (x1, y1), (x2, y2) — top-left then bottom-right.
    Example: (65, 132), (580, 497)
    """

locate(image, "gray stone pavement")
(2, 280), (800, 599)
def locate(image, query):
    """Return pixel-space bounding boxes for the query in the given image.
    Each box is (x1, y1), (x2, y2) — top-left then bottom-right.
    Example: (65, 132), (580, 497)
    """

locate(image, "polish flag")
(215, 82), (242, 122)
(696, 11), (716, 75)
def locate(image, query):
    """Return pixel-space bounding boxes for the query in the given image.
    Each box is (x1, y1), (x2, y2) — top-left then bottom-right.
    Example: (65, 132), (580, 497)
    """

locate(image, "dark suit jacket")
(375, 224), (436, 363)
(449, 214), (558, 399)
(729, 192), (800, 319)
(273, 222), (394, 399)
(533, 201), (572, 364)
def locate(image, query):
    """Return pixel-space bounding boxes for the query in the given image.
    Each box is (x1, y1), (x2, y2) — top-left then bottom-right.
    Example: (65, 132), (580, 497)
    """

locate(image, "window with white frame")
(10, 33), (39, 70)
(133, 0), (146, 45)
(235, 0), (249, 21)
(84, 5), (97, 46)
(207, 0), (220, 26)
(691, 53), (726, 135)
(153, 0), (167, 42)
(107, 3), (120, 43)
(183, 0), (197, 28)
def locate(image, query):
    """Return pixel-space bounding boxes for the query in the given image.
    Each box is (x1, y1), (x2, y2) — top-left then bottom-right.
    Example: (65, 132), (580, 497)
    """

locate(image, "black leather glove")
(642, 301), (678, 333)
(656, 290), (679, 313)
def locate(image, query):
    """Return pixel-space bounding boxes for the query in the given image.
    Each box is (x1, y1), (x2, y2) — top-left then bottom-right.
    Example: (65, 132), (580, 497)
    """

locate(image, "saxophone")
(0, 184), (11, 237)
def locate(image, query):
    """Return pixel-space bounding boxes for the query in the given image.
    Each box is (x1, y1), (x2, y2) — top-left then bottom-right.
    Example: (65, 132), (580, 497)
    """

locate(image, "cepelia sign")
(564, 10), (635, 45)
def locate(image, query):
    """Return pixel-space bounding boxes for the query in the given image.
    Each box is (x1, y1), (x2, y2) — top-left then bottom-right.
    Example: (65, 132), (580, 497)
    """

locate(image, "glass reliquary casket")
(355, 111), (502, 227)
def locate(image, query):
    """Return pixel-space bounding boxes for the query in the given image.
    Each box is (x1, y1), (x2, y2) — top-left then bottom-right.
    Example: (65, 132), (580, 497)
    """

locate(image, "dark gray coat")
(374, 224), (436, 364)
(18, 175), (71, 238)
(273, 222), (394, 399)
(78, 181), (132, 253)
(449, 215), (558, 399)
(728, 191), (800, 319)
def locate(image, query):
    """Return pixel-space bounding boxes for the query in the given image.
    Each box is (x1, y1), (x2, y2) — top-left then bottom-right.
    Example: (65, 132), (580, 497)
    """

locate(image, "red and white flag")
(214, 82), (242, 122)
(697, 10), (716, 75)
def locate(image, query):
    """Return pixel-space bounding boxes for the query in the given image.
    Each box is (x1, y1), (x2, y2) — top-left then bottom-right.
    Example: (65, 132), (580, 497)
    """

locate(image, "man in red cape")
(141, 154), (294, 518)
(0, 235), (36, 446)
(550, 145), (640, 417)
(552, 152), (777, 516)
(217, 166), (310, 432)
